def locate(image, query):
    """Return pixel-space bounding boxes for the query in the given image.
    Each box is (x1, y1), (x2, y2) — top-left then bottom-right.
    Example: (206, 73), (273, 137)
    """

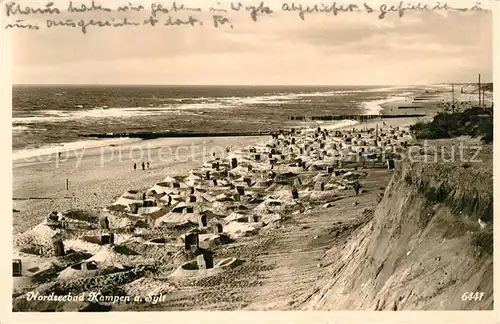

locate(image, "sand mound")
(224, 212), (247, 223)
(168, 257), (243, 279)
(12, 253), (56, 288)
(63, 233), (137, 256)
(13, 276), (36, 291)
(342, 171), (368, 181)
(229, 165), (250, 176)
(121, 190), (143, 200)
(261, 213), (283, 225)
(30, 223), (63, 239)
(154, 211), (201, 227)
(122, 277), (178, 296)
(57, 262), (102, 281)
(82, 244), (146, 268)
(13, 223), (67, 255)
(169, 260), (224, 279)
(253, 198), (285, 214)
(106, 213), (135, 228)
(63, 210), (99, 223)
(161, 176), (178, 183)
(135, 206), (162, 215)
(63, 238), (102, 254)
(149, 183), (171, 195)
(111, 197), (142, 209)
(87, 248), (120, 264)
(224, 222), (262, 239)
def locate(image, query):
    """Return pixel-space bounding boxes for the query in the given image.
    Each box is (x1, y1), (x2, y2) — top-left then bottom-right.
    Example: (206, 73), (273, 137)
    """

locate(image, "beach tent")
(154, 210), (201, 227)
(186, 173), (202, 182)
(161, 176), (186, 188)
(170, 202), (188, 213)
(149, 183), (171, 195)
(215, 193), (235, 202)
(224, 212), (249, 224)
(201, 193), (216, 203)
(162, 176), (177, 183)
(185, 178), (202, 188)
(229, 165), (250, 176)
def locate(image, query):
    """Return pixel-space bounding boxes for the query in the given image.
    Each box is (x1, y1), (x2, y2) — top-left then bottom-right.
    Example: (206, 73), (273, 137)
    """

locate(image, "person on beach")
(147, 162), (150, 169)
(133, 163), (137, 171)
(142, 162), (145, 170)
(353, 181), (361, 196)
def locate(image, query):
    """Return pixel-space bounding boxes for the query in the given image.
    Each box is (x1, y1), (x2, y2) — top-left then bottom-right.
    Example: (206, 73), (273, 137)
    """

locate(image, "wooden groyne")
(79, 130), (273, 140)
(290, 114), (427, 121)
(290, 114), (380, 121)
(381, 114), (427, 118)
(79, 114), (428, 140)
(13, 197), (73, 200)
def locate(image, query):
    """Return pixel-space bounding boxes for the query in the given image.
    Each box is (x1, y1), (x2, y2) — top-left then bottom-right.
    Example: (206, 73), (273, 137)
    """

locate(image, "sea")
(12, 85), (419, 160)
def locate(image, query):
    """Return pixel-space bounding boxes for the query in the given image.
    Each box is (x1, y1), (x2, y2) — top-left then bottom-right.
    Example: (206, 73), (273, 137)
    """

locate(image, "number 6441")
(462, 292), (484, 301)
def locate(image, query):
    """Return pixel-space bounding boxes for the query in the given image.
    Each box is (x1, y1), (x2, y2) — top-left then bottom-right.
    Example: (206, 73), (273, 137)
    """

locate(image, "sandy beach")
(12, 112), (427, 235)
(14, 82), (454, 235)
(12, 84), (495, 312)
(12, 136), (265, 233)
(13, 86), (442, 234)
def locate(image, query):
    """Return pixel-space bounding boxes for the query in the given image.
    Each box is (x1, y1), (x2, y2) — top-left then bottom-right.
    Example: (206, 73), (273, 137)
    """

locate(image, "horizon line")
(12, 82), (493, 87)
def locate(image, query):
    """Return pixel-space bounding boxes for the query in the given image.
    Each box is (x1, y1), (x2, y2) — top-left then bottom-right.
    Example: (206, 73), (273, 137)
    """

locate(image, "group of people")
(133, 146), (230, 171)
(134, 161), (150, 171)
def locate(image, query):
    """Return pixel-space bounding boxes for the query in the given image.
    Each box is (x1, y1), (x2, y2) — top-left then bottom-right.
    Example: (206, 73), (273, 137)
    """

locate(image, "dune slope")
(303, 155), (493, 310)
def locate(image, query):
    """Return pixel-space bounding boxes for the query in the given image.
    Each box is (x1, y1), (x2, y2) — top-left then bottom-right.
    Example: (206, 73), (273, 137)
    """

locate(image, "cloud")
(8, 2), (493, 85)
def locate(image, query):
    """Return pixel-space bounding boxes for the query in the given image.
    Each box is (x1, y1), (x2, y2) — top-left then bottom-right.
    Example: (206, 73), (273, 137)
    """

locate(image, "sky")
(5, 0), (494, 85)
